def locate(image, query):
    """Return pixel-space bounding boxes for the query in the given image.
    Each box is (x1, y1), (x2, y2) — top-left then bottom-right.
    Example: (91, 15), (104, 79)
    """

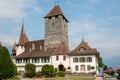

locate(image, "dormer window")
(32, 44), (35, 50)
(29, 48), (31, 52)
(40, 45), (42, 50)
(80, 47), (85, 52)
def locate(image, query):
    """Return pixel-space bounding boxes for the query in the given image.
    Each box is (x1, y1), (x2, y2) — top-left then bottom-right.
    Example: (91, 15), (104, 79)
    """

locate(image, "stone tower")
(44, 5), (69, 49)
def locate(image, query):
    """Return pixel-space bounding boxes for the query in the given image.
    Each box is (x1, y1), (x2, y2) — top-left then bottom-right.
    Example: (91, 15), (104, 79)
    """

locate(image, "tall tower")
(44, 5), (69, 49)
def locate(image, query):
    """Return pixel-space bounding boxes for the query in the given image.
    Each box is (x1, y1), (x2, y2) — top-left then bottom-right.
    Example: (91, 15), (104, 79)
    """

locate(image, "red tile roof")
(53, 42), (69, 55)
(18, 24), (29, 46)
(69, 41), (99, 57)
(15, 41), (70, 58)
(44, 5), (68, 22)
(15, 40), (57, 58)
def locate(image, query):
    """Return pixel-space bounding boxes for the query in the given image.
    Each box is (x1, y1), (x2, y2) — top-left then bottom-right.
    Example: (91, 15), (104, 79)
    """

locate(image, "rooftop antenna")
(55, 0), (59, 6)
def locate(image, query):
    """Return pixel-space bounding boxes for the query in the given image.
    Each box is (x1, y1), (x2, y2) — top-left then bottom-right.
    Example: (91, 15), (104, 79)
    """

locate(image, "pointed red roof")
(18, 24), (29, 45)
(53, 42), (69, 55)
(44, 5), (68, 22)
(12, 42), (16, 51)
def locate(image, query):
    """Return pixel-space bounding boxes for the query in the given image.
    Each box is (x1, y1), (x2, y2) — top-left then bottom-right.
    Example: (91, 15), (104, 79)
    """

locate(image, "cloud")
(0, 0), (41, 22)
(0, 34), (18, 46)
(69, 18), (120, 59)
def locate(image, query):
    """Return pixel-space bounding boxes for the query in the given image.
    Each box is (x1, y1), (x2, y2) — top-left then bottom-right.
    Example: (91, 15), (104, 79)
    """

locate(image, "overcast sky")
(0, 0), (120, 63)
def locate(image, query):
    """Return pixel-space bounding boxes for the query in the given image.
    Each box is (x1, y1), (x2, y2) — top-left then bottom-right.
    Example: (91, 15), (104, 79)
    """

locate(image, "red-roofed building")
(12, 5), (100, 75)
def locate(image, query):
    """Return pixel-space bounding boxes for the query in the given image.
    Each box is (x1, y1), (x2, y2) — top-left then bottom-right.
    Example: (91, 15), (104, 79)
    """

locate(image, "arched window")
(73, 57), (78, 63)
(87, 57), (92, 62)
(80, 57), (85, 62)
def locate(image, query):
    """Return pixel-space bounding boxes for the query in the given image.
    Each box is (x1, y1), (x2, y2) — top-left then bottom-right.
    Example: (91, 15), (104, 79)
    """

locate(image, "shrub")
(25, 63), (36, 78)
(0, 46), (15, 79)
(67, 66), (71, 70)
(41, 64), (56, 77)
(35, 71), (42, 77)
(57, 71), (65, 77)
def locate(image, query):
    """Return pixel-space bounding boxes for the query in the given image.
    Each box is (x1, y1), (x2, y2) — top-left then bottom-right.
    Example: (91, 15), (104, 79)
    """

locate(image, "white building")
(12, 5), (100, 75)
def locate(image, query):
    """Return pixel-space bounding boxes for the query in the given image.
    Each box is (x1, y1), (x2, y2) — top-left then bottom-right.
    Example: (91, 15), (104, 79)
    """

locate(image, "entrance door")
(58, 64), (64, 71)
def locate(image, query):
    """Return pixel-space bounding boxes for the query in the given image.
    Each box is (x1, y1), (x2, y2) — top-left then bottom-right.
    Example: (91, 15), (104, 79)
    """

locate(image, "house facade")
(12, 5), (99, 74)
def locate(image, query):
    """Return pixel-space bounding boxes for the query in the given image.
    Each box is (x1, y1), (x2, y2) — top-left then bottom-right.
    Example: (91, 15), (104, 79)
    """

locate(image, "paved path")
(95, 77), (116, 80)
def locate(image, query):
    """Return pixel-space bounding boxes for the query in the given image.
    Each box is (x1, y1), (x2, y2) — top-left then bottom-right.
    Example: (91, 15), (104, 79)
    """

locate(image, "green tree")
(98, 57), (104, 72)
(25, 63), (36, 78)
(0, 46), (15, 79)
(103, 65), (108, 71)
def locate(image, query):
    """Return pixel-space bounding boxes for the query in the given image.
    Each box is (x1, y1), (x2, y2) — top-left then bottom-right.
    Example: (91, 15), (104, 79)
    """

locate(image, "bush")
(41, 64), (56, 77)
(25, 63), (36, 78)
(0, 46), (15, 79)
(35, 71), (42, 77)
(57, 71), (65, 77)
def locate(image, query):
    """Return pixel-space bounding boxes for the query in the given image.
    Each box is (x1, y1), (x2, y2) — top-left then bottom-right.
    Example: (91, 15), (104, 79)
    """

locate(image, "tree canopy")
(0, 46), (16, 79)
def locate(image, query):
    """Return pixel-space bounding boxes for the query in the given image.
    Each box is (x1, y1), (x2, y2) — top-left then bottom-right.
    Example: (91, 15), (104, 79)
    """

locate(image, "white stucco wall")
(70, 55), (99, 74)
(51, 55), (70, 69)
(16, 46), (25, 56)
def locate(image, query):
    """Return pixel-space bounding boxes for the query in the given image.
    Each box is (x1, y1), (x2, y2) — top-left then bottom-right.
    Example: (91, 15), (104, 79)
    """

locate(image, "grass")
(45, 76), (95, 80)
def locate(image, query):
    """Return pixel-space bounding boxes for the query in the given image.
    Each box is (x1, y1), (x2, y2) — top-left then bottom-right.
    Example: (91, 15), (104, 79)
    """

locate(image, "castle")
(12, 5), (100, 74)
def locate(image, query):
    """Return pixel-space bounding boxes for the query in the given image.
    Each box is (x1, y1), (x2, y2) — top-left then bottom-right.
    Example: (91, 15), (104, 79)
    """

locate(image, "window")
(73, 57), (78, 63)
(29, 48), (31, 52)
(80, 65), (85, 72)
(87, 57), (92, 62)
(80, 47), (85, 52)
(16, 58), (22, 63)
(52, 23), (54, 27)
(32, 58), (39, 63)
(41, 57), (50, 63)
(56, 56), (59, 61)
(55, 15), (58, 18)
(23, 58), (30, 63)
(80, 57), (85, 62)
(63, 55), (66, 60)
(87, 65), (91, 71)
(40, 45), (42, 50)
(75, 65), (79, 71)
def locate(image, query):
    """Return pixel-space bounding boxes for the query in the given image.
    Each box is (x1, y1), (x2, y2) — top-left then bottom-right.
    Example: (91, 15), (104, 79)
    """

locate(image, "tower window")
(55, 15), (58, 18)
(52, 23), (54, 27)
(49, 17), (51, 19)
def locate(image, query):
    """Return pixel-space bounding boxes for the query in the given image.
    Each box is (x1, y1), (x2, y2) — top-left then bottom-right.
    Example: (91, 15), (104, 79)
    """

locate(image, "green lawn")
(45, 76), (95, 80)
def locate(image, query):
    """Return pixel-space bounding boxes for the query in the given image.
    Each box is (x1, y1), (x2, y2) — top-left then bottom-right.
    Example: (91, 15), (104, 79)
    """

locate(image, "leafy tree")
(103, 65), (108, 71)
(0, 46), (15, 79)
(41, 64), (56, 77)
(98, 57), (104, 72)
(25, 63), (36, 78)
